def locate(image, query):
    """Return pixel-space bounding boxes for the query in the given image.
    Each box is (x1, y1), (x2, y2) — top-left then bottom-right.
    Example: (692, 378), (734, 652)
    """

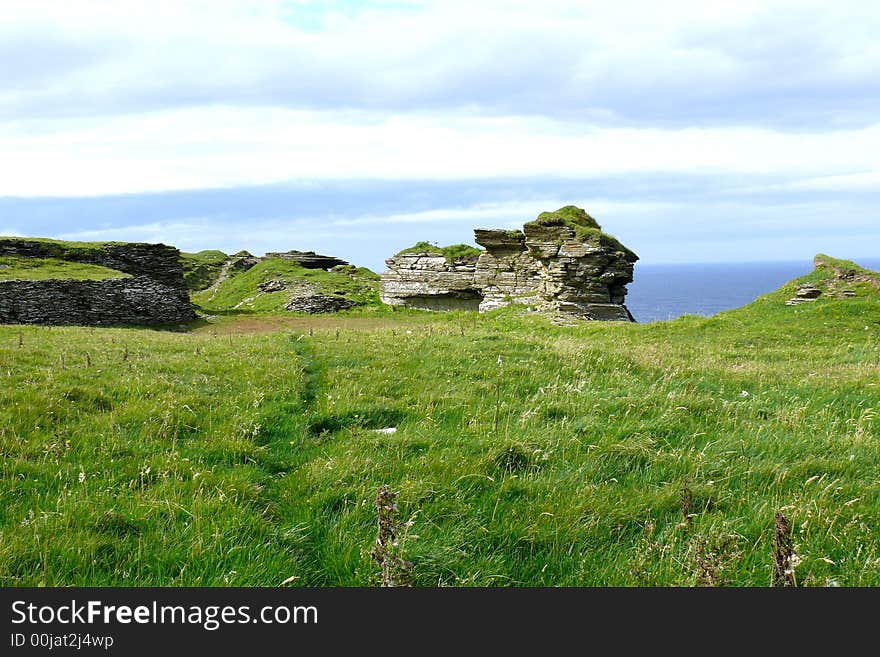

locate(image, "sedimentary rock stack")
(521, 219), (637, 321)
(381, 206), (639, 321)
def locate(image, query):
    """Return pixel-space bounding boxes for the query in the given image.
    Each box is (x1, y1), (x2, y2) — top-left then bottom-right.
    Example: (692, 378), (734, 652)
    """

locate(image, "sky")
(1, 0), (878, 272)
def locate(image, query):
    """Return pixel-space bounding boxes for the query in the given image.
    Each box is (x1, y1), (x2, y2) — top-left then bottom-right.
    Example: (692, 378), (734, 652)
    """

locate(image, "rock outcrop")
(228, 251), (260, 273)
(264, 250), (349, 270)
(377, 252), (482, 311)
(785, 284), (822, 305)
(381, 207), (638, 321)
(0, 238), (195, 326)
(285, 295), (357, 313)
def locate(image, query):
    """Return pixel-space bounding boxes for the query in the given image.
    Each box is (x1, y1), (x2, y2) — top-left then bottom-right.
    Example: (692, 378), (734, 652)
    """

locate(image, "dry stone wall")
(0, 239), (196, 326)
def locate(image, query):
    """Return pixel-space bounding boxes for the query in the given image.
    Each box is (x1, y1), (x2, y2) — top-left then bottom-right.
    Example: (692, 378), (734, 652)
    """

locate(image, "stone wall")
(0, 277), (195, 326)
(0, 239), (196, 326)
(0, 239), (188, 288)
(381, 208), (638, 321)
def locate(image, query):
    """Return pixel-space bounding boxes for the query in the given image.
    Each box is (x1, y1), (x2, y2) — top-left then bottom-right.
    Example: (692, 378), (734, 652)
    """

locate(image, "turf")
(1, 257), (879, 586)
(0, 257), (129, 281)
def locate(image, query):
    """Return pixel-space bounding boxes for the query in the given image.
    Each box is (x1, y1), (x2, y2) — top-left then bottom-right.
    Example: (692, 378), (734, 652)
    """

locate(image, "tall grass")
(1, 261), (879, 586)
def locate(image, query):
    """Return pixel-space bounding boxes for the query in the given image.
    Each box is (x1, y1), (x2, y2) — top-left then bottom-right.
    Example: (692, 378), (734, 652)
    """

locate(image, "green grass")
(1, 258), (879, 586)
(180, 250), (229, 292)
(192, 258), (381, 314)
(0, 257), (129, 281)
(396, 241), (482, 262)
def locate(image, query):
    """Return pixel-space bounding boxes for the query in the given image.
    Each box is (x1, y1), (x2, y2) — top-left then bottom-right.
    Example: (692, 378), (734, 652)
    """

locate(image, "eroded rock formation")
(381, 207), (638, 321)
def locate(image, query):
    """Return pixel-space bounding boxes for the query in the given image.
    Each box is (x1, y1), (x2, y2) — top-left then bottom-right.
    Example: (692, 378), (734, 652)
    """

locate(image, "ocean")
(625, 258), (880, 324)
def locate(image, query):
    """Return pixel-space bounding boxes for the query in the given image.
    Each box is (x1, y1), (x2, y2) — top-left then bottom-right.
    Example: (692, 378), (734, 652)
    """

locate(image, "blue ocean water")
(625, 258), (880, 323)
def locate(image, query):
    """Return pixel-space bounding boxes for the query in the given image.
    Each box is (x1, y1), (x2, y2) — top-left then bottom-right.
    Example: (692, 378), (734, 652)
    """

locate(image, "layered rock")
(380, 253), (482, 311)
(785, 284), (822, 306)
(0, 277), (195, 326)
(472, 229), (541, 312)
(285, 295), (357, 313)
(380, 207), (638, 321)
(228, 251), (260, 273)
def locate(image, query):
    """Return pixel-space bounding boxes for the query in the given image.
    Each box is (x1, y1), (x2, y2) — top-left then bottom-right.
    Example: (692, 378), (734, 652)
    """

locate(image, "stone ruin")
(380, 206), (638, 321)
(0, 238), (196, 326)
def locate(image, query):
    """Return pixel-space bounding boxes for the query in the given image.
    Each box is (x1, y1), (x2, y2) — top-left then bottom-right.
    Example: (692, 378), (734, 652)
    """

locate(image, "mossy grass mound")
(396, 241), (482, 262)
(525, 206), (637, 259)
(534, 205), (602, 231)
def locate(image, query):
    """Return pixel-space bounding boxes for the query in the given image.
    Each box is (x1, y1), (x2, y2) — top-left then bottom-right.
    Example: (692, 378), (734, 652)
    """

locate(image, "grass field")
(1, 257), (878, 586)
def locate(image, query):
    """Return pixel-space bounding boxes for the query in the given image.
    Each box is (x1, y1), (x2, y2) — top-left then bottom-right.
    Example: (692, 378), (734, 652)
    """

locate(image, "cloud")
(2, 1), (878, 267)
(1, 0), (878, 128)
(2, 106), (880, 196)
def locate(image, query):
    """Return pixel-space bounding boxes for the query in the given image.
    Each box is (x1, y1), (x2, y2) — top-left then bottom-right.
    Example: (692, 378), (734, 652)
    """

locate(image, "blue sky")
(1, 0), (878, 272)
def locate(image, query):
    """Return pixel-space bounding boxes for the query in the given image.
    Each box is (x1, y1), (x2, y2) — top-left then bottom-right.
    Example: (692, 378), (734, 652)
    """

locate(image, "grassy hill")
(1, 255), (879, 586)
(180, 250), (229, 292)
(191, 257), (381, 314)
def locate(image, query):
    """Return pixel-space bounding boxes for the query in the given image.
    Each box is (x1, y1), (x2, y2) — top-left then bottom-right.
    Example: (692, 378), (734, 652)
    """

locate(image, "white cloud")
(2, 107), (880, 196)
(1, 0), (878, 126)
(1, 0), (879, 266)
(329, 198), (686, 229)
(734, 171), (880, 194)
